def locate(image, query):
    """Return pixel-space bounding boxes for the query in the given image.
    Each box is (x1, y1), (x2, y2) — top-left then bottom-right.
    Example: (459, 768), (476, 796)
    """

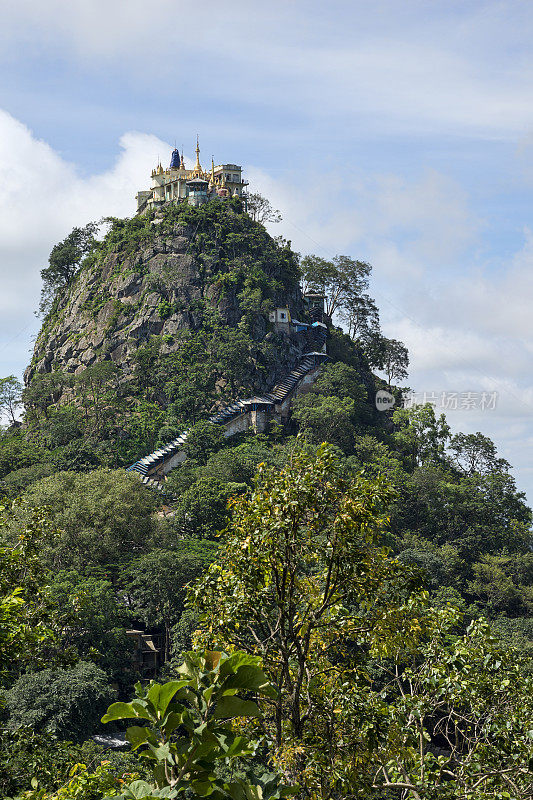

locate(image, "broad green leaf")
(242, 786), (262, 800)
(147, 682), (162, 710)
(147, 741), (172, 763)
(213, 695), (260, 719)
(163, 710), (184, 736)
(203, 684), (215, 705)
(126, 725), (154, 749)
(224, 782), (250, 800)
(150, 680), (188, 717)
(219, 651), (257, 677)
(191, 778), (216, 796)
(102, 701), (137, 723)
(224, 735), (256, 758)
(223, 665), (278, 698)
(130, 701), (155, 720)
(119, 779), (157, 798)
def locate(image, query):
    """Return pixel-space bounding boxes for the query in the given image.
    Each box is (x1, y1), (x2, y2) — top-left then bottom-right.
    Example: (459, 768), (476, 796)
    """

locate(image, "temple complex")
(136, 138), (247, 213)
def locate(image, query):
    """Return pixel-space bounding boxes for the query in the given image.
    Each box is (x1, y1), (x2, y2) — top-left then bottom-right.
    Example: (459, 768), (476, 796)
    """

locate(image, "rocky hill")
(26, 199), (314, 405)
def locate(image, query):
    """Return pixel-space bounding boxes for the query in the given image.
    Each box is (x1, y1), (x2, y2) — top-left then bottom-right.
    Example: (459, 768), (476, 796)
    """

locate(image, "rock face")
(25, 202), (312, 402)
(28, 233), (201, 381)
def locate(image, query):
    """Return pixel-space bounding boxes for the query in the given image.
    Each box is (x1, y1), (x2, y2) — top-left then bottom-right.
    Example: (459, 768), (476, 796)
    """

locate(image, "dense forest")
(0, 198), (531, 799)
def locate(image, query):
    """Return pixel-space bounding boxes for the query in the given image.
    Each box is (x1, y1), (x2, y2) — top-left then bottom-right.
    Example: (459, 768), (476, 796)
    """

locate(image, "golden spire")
(211, 156), (215, 183)
(194, 135), (202, 174)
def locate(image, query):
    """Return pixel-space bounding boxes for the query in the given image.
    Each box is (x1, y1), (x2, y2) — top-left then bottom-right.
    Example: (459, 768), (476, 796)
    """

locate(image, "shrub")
(5, 662), (116, 742)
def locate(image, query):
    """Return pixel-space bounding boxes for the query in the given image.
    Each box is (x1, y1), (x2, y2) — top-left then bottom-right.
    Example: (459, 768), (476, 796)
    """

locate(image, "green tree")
(0, 501), (60, 686)
(1, 462), (56, 495)
(167, 476), (246, 539)
(292, 362), (374, 451)
(137, 334), (216, 422)
(348, 433), (405, 482)
(209, 323), (257, 396)
(0, 430), (49, 480)
(299, 254), (373, 319)
(184, 421), (224, 465)
(246, 192), (282, 225)
(23, 370), (68, 421)
(0, 375), (23, 426)
(196, 437), (283, 486)
(0, 731), (140, 800)
(5, 661), (116, 742)
(169, 608), (200, 660)
(450, 431), (511, 475)
(9, 468), (156, 571)
(292, 394), (357, 451)
(469, 552), (533, 615)
(123, 545), (217, 662)
(392, 403), (451, 468)
(369, 618), (533, 799)
(490, 617), (533, 674)
(15, 758), (129, 800)
(118, 400), (166, 466)
(47, 570), (133, 684)
(50, 439), (102, 473)
(191, 445), (431, 796)
(391, 464), (532, 564)
(299, 253), (383, 359)
(188, 446), (533, 798)
(38, 404), (85, 449)
(370, 334), (410, 386)
(340, 292), (381, 345)
(39, 222), (99, 315)
(310, 361), (370, 404)
(75, 361), (121, 434)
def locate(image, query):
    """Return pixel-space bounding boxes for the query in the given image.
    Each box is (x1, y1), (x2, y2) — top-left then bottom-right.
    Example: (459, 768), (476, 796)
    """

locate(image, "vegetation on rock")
(0, 199), (531, 797)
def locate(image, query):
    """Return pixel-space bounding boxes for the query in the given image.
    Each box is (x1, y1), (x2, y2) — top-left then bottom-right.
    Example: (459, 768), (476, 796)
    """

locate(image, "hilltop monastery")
(136, 139), (247, 213)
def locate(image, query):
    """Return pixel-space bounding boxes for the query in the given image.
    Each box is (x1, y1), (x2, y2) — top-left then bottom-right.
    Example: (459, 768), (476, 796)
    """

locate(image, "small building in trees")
(125, 629), (160, 675)
(303, 291), (326, 322)
(186, 177), (209, 207)
(269, 307), (292, 333)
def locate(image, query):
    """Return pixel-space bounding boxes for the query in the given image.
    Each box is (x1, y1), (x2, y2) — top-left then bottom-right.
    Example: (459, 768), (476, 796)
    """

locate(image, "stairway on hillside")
(127, 351), (328, 492)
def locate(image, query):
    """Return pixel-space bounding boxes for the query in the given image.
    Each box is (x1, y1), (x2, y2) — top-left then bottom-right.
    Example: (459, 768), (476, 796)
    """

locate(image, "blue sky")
(1, 0), (533, 502)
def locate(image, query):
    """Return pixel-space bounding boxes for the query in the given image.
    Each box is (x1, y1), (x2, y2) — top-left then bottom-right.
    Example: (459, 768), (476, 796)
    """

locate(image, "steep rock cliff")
(25, 199), (312, 405)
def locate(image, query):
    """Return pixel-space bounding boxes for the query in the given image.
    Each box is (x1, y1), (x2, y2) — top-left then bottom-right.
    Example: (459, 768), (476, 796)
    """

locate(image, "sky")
(1, 0), (533, 502)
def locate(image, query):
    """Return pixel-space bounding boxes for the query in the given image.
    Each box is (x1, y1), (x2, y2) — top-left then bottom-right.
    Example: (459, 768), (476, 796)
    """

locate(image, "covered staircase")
(127, 351), (328, 491)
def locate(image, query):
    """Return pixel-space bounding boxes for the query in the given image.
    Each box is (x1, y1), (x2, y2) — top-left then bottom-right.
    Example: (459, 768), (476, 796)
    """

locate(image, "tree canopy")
(2, 204), (532, 798)
(39, 222), (99, 315)
(190, 445), (533, 798)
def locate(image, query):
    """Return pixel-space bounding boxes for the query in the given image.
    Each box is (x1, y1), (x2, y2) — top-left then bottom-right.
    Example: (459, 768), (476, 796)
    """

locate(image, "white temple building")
(136, 138), (247, 213)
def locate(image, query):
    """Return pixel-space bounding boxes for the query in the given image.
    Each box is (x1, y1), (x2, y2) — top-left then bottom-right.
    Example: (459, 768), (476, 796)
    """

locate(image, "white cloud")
(250, 165), (479, 270)
(0, 109), (173, 373)
(0, 110), (167, 253)
(251, 157), (533, 501)
(2, 2), (533, 138)
(441, 228), (533, 339)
